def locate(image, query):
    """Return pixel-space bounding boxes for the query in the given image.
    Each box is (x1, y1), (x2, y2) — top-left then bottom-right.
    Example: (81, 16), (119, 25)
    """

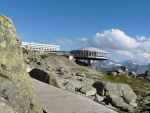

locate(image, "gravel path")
(32, 79), (117, 113)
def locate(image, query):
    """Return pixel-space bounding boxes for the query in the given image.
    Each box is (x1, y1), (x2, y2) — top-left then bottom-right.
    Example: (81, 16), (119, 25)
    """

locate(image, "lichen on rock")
(0, 15), (41, 113)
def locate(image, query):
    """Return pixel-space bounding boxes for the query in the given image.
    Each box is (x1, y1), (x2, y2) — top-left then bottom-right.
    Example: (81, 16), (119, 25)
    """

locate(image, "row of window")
(72, 50), (107, 58)
(24, 45), (59, 51)
(32, 47), (57, 51)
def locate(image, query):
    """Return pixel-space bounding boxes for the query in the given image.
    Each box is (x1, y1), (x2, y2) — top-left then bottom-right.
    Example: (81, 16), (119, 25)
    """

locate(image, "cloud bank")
(56, 29), (150, 65)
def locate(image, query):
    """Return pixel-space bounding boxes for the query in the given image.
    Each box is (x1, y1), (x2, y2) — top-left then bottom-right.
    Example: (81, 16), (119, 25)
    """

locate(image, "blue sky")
(1, 0), (150, 41)
(1, 0), (150, 64)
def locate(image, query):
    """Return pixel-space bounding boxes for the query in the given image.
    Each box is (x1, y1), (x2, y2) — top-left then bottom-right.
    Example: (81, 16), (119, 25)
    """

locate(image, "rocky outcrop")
(23, 48), (140, 112)
(0, 16), (41, 113)
(23, 50), (103, 80)
(93, 81), (137, 112)
(138, 93), (150, 113)
(24, 51), (104, 96)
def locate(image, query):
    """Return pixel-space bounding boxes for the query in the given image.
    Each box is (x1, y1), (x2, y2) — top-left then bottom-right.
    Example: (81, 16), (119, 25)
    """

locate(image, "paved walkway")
(32, 79), (117, 113)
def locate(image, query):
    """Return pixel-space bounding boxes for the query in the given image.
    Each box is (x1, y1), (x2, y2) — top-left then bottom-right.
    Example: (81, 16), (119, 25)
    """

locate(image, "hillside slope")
(23, 50), (146, 113)
(23, 50), (103, 80)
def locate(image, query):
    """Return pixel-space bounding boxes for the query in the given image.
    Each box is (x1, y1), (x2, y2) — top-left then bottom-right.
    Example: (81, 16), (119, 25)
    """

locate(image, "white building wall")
(21, 42), (60, 52)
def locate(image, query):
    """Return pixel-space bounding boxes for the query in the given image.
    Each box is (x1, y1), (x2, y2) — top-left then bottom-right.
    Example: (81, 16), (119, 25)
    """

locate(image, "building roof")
(77, 47), (109, 54)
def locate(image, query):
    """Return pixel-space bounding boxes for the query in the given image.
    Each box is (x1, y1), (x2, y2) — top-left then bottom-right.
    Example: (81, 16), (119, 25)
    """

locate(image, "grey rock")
(79, 78), (96, 96)
(111, 72), (118, 76)
(65, 79), (82, 93)
(93, 81), (137, 112)
(80, 86), (96, 96)
(94, 94), (104, 103)
(51, 76), (68, 89)
(129, 71), (137, 78)
(0, 16), (41, 113)
(76, 72), (86, 77)
(0, 101), (17, 113)
(139, 94), (150, 113)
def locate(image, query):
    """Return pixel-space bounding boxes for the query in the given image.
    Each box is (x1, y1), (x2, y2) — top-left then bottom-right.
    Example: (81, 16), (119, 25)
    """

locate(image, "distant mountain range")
(96, 60), (150, 74)
(122, 60), (149, 74)
(95, 60), (122, 71)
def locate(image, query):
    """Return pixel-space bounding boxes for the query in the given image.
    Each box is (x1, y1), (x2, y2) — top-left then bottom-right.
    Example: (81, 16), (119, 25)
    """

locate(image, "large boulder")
(93, 81), (137, 112)
(65, 79), (82, 93)
(0, 16), (41, 113)
(79, 78), (96, 96)
(138, 94), (150, 113)
(0, 101), (16, 113)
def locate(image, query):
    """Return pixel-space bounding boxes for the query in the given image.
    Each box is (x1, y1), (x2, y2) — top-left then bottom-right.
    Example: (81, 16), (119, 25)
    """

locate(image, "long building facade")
(71, 47), (109, 60)
(21, 42), (60, 52)
(70, 47), (109, 66)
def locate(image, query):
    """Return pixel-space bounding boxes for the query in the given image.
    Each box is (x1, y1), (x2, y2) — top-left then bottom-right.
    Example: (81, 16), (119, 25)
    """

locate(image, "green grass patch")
(102, 75), (150, 96)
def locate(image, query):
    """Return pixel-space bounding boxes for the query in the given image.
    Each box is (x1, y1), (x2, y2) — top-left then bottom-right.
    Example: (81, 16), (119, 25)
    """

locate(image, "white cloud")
(89, 29), (139, 50)
(84, 29), (150, 64)
(56, 29), (150, 65)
